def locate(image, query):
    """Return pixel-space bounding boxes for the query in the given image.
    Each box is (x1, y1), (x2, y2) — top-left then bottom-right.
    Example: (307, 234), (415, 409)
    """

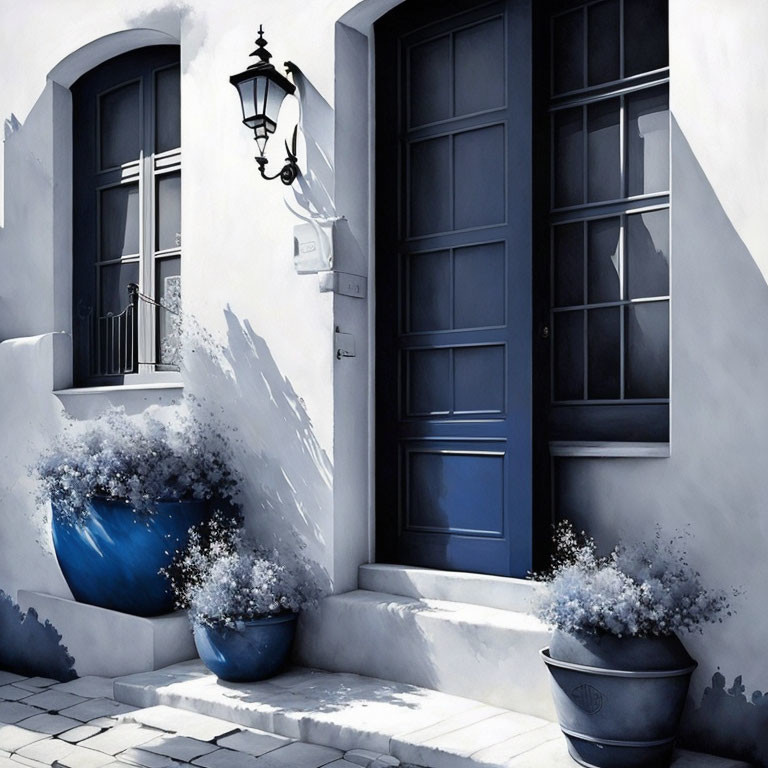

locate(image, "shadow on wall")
(180, 308), (333, 593)
(289, 67), (335, 220)
(0, 590), (76, 681)
(554, 119), (768, 765)
(681, 670), (768, 767)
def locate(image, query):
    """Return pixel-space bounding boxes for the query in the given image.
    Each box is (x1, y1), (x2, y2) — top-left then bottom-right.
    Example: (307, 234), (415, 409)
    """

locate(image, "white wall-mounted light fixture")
(230, 26), (300, 185)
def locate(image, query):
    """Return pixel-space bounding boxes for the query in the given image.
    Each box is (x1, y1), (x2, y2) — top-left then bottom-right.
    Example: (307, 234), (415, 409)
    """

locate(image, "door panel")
(376, 0), (533, 576)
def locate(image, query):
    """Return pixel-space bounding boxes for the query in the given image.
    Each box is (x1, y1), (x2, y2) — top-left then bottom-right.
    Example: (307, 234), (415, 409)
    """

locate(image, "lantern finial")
(249, 25), (272, 67)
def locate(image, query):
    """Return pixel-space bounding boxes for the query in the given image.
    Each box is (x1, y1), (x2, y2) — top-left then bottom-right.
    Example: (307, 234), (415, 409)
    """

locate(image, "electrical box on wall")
(293, 221), (334, 273)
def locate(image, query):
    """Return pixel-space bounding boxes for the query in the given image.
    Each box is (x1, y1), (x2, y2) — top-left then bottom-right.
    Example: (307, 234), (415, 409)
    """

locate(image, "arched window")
(71, 45), (181, 386)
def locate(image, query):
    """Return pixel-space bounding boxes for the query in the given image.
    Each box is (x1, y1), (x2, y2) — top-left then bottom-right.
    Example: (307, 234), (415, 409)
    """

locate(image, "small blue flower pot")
(193, 613), (298, 682)
(51, 496), (210, 617)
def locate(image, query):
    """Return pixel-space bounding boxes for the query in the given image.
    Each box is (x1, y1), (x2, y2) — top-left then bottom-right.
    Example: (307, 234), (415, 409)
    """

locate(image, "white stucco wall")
(1, 0), (768, 739)
(0, 0), (376, 599)
(557, 0), (768, 705)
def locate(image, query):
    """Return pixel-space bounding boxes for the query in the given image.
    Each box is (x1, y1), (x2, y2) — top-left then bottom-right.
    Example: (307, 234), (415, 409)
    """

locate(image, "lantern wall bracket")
(255, 124), (300, 186)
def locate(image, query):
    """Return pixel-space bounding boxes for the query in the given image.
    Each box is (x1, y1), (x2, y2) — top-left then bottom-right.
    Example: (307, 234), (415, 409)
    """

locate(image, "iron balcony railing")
(79, 283), (180, 378)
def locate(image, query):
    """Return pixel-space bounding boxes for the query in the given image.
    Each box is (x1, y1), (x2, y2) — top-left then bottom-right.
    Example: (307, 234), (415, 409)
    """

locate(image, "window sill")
(549, 441), (670, 458)
(54, 381), (183, 396)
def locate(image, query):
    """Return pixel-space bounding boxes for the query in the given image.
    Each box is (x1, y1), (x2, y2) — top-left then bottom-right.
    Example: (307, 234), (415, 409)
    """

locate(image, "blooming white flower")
(161, 512), (323, 629)
(533, 521), (735, 638)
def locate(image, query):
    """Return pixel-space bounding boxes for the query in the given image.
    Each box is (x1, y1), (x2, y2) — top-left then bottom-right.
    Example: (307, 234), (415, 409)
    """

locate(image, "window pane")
(587, 217), (620, 304)
(156, 65), (181, 153)
(454, 18), (505, 115)
(408, 36), (451, 127)
(554, 311), (584, 400)
(587, 98), (620, 202)
(407, 250), (451, 332)
(156, 172), (181, 251)
(626, 209), (669, 299)
(100, 184), (139, 261)
(588, 307), (620, 399)
(588, 0), (620, 86)
(100, 82), (140, 169)
(624, 0), (668, 77)
(552, 9), (584, 94)
(554, 107), (584, 208)
(554, 222), (584, 307)
(156, 257), (181, 367)
(99, 262), (139, 317)
(627, 85), (669, 196)
(626, 302), (669, 398)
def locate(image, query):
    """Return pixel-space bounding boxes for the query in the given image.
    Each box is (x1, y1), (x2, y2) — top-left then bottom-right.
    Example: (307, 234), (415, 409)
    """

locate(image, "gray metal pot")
(542, 630), (697, 768)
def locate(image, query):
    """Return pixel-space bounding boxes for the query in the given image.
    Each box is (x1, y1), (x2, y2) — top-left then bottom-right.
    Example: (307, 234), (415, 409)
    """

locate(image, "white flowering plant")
(533, 521), (735, 638)
(32, 407), (238, 523)
(162, 512), (322, 628)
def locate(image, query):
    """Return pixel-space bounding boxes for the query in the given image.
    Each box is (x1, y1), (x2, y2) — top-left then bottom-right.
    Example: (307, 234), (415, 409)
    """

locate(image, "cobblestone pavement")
(0, 671), (401, 768)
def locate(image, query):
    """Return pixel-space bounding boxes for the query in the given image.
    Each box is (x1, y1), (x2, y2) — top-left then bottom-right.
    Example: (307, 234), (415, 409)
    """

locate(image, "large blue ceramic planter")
(193, 613), (298, 682)
(51, 496), (210, 617)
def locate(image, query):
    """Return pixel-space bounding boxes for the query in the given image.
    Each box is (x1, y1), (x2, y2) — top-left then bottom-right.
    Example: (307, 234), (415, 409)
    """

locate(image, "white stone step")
(358, 564), (542, 614)
(17, 591), (197, 678)
(294, 589), (555, 720)
(112, 661), (749, 768)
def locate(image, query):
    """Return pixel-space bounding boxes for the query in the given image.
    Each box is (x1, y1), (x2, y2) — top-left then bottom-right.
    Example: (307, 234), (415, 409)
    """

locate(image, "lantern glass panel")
(236, 78), (257, 128)
(265, 80), (289, 126)
(256, 76), (268, 118)
(255, 124), (269, 156)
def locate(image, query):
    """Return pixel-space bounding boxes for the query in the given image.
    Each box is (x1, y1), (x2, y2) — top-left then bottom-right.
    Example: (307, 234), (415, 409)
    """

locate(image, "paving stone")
(58, 724), (103, 743)
(20, 691), (87, 713)
(253, 742), (343, 768)
(119, 747), (185, 767)
(17, 713), (82, 736)
(89, 718), (119, 730)
(78, 724), (164, 756)
(139, 735), (219, 763)
(59, 699), (136, 723)
(325, 762), (368, 768)
(0, 689), (29, 703)
(123, 706), (239, 741)
(52, 744), (121, 767)
(48, 678), (114, 700)
(0, 726), (49, 752)
(216, 729), (292, 757)
(8, 754), (49, 767)
(343, 750), (380, 767)
(0, 704), (45, 726)
(0, 676), (25, 689)
(15, 736), (78, 764)
(0, 757), (18, 767)
(191, 748), (262, 768)
(13, 680), (57, 691)
(370, 758), (399, 768)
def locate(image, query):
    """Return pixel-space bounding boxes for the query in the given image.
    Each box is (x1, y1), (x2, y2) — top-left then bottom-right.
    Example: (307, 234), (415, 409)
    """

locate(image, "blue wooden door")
(376, 0), (533, 576)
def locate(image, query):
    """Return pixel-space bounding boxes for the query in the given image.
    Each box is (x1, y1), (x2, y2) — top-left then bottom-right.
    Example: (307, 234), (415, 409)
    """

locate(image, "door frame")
(369, 0), (553, 576)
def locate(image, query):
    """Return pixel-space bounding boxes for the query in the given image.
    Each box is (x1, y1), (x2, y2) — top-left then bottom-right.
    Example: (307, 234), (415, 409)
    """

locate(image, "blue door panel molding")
(376, 0), (533, 577)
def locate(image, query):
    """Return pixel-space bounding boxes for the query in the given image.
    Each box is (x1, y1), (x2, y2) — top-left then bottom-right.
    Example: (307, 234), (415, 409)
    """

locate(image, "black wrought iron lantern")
(230, 26), (299, 185)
